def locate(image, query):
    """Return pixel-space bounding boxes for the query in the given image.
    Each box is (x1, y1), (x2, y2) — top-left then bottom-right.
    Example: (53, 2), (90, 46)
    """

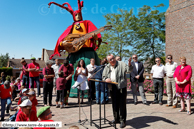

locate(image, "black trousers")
(64, 80), (72, 97)
(56, 90), (65, 102)
(153, 78), (164, 103)
(110, 85), (127, 123)
(43, 81), (53, 105)
(88, 80), (96, 101)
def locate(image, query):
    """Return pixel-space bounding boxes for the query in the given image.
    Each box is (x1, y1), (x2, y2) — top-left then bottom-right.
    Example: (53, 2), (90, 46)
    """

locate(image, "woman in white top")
(72, 59), (89, 104)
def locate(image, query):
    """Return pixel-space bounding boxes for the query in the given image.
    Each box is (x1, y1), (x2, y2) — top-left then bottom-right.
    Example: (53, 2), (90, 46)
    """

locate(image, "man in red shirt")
(59, 60), (74, 105)
(42, 60), (55, 106)
(0, 81), (12, 121)
(20, 59), (29, 88)
(28, 57), (41, 97)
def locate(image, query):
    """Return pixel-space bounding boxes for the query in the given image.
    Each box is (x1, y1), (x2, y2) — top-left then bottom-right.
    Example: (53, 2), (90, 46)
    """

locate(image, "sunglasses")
(155, 60), (160, 62)
(28, 95), (34, 97)
(132, 57), (137, 59)
(167, 58), (172, 59)
(47, 111), (52, 116)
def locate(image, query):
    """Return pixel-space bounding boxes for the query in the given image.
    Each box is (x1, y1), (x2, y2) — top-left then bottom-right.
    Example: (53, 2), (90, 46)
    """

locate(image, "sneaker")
(60, 105), (64, 109)
(56, 105), (60, 108)
(172, 105), (177, 108)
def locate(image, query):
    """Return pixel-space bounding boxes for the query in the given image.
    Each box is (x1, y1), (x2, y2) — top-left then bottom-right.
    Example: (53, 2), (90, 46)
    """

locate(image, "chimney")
(12, 57), (14, 59)
(42, 48), (45, 60)
(22, 57), (24, 59)
(38, 58), (41, 61)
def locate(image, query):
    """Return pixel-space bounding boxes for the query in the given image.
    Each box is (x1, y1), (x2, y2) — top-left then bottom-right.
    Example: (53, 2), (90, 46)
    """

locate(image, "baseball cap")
(31, 57), (36, 60)
(37, 106), (50, 118)
(22, 88), (28, 93)
(19, 99), (32, 107)
(21, 96), (28, 103)
(27, 91), (35, 95)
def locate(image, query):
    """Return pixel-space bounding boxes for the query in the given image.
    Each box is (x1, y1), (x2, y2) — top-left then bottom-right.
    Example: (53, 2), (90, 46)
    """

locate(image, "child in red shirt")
(16, 99), (38, 121)
(27, 90), (38, 113)
(56, 71), (66, 109)
(17, 88), (29, 105)
(34, 106), (55, 129)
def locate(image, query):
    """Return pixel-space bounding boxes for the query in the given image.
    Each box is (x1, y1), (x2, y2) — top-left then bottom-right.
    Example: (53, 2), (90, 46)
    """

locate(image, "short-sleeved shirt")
(0, 85), (12, 99)
(28, 62), (40, 77)
(22, 63), (29, 76)
(16, 110), (38, 121)
(51, 64), (61, 79)
(33, 120), (55, 129)
(165, 61), (178, 77)
(59, 64), (74, 80)
(42, 67), (54, 82)
(56, 77), (66, 90)
(86, 64), (97, 78)
(151, 64), (166, 78)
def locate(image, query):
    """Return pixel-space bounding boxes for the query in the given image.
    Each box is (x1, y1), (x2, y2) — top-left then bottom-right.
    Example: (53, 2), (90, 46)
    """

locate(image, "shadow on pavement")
(126, 116), (178, 128)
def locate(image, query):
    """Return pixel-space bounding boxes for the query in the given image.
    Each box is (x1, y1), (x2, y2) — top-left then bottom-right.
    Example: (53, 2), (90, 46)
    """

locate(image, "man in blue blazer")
(130, 54), (149, 105)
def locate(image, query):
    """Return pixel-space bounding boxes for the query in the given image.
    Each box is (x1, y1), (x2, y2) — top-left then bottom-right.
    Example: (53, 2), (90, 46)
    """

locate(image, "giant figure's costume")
(49, 0), (102, 97)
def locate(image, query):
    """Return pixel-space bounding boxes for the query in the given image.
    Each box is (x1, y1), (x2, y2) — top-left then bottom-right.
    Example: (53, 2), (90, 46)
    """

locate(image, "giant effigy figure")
(48, 0), (109, 97)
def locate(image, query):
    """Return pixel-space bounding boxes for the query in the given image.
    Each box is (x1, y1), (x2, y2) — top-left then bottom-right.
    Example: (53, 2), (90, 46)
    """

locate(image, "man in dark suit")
(130, 54), (149, 105)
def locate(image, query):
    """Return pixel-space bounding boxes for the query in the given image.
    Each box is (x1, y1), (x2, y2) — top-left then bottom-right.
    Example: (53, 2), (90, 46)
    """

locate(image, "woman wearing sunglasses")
(174, 56), (192, 115)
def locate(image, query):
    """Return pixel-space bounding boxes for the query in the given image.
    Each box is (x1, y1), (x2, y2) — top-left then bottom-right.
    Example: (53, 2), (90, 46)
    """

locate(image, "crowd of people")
(0, 54), (193, 128)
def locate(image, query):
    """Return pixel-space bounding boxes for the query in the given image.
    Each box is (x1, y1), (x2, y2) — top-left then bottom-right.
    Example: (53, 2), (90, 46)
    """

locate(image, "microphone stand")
(64, 66), (104, 129)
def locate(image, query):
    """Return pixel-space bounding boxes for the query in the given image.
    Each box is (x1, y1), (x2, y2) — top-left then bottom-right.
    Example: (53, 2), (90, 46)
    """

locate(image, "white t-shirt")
(86, 64), (97, 78)
(151, 64), (166, 78)
(51, 64), (61, 79)
(165, 62), (178, 77)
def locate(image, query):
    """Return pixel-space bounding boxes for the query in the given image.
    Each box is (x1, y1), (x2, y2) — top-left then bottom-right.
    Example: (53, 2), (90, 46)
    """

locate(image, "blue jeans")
(95, 79), (109, 104)
(9, 110), (19, 121)
(30, 76), (40, 96)
(1, 97), (12, 119)
(22, 75), (29, 88)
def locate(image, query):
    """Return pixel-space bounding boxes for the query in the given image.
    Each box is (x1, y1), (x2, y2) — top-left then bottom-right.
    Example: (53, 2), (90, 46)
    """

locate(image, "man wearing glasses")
(165, 55), (178, 108)
(151, 57), (166, 105)
(130, 54), (149, 105)
(102, 54), (133, 128)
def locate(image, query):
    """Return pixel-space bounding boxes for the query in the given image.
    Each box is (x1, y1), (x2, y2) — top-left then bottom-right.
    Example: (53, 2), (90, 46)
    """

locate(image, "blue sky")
(0, 0), (169, 59)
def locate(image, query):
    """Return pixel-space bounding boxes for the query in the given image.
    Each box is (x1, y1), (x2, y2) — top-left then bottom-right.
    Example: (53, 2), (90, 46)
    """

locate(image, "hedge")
(0, 67), (13, 76)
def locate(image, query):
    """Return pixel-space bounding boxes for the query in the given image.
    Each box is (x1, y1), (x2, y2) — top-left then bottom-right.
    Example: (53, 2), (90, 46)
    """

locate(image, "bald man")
(151, 57), (166, 105)
(102, 54), (133, 128)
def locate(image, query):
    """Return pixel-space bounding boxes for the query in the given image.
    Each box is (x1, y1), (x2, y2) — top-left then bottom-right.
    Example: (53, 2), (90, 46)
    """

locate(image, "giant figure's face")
(75, 13), (82, 21)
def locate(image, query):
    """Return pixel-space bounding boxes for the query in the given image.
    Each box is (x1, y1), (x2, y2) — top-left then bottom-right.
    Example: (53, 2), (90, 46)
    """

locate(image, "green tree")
(132, 4), (166, 69)
(97, 9), (135, 60)
(0, 53), (9, 67)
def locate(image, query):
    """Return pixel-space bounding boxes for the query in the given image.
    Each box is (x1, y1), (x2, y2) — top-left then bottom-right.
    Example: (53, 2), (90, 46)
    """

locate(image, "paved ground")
(1, 88), (194, 129)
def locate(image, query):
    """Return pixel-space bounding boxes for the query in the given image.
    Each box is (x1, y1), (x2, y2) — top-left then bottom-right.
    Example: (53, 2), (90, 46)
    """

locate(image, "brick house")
(166, 0), (194, 78)
(7, 49), (68, 77)
(41, 48), (68, 64)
